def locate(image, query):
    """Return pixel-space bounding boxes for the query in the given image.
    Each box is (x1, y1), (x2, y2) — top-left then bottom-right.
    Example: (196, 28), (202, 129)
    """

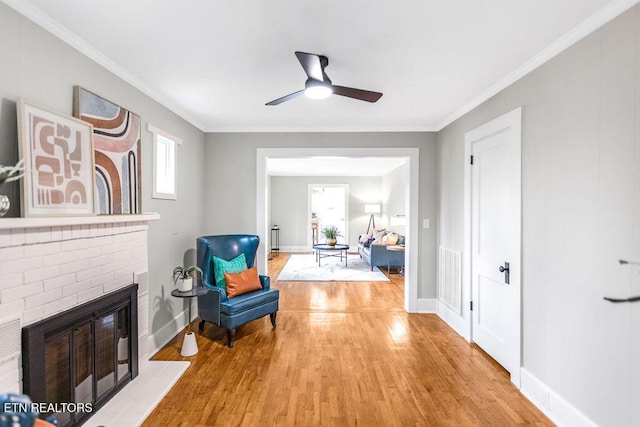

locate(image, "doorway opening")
(256, 147), (420, 313)
(309, 184), (349, 246)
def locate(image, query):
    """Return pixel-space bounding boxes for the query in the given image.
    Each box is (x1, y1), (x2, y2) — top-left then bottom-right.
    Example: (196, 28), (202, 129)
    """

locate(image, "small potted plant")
(321, 225), (341, 246)
(172, 265), (203, 292)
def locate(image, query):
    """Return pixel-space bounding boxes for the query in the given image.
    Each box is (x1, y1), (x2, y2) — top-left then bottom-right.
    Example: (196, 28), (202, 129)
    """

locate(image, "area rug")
(277, 253), (390, 282)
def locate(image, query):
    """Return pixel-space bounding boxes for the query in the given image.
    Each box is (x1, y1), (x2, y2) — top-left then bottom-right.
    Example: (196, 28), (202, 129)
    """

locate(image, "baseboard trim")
(432, 301), (598, 425)
(274, 246), (361, 255)
(520, 368), (598, 427)
(276, 246), (310, 253)
(147, 307), (190, 358)
(435, 300), (470, 341)
(416, 298), (437, 313)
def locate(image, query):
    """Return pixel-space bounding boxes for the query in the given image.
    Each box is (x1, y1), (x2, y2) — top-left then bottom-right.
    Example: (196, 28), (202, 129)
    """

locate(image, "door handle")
(499, 262), (510, 284)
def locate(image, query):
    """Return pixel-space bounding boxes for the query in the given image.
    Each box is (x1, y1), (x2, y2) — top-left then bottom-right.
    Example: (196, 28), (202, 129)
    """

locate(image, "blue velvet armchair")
(196, 234), (279, 347)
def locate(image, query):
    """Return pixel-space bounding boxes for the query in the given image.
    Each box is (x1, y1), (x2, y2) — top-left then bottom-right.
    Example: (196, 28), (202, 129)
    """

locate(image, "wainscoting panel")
(438, 247), (462, 315)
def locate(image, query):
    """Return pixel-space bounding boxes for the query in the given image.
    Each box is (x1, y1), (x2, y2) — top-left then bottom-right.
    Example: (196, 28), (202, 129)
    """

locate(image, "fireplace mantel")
(0, 213), (160, 230)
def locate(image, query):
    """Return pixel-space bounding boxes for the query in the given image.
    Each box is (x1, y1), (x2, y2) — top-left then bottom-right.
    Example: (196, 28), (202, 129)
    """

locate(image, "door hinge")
(470, 301), (473, 311)
(470, 155), (474, 165)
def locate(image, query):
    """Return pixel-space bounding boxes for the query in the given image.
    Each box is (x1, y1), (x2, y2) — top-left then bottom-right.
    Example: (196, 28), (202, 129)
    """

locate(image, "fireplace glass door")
(23, 284), (138, 427)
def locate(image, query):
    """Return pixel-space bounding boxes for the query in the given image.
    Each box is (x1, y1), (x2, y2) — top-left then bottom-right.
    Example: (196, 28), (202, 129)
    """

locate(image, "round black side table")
(171, 286), (208, 356)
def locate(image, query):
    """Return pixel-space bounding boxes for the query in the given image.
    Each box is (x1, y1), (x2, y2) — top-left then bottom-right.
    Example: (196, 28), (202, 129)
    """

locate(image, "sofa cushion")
(372, 230), (386, 240)
(382, 232), (399, 245)
(212, 253), (248, 289)
(225, 266), (262, 298)
(220, 288), (280, 315)
(359, 233), (373, 244)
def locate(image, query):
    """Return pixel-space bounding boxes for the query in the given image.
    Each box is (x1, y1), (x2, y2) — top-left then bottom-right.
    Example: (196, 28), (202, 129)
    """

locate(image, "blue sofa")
(358, 233), (405, 271)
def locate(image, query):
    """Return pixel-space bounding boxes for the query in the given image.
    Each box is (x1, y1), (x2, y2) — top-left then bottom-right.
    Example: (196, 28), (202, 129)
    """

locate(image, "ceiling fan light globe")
(305, 85), (333, 100)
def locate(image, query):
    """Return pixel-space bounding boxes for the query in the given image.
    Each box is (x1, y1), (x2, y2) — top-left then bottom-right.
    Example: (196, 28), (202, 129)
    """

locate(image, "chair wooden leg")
(198, 320), (206, 334)
(270, 312), (277, 328)
(226, 328), (236, 348)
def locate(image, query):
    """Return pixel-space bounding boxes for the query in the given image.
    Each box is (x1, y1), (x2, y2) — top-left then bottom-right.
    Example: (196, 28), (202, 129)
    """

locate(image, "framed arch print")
(73, 86), (142, 215)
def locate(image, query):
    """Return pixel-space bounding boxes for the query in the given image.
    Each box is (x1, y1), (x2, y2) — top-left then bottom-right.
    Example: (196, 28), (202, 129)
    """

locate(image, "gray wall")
(437, 6), (640, 425)
(0, 3), (206, 349)
(381, 163), (409, 236)
(270, 175), (383, 248)
(204, 132), (438, 298)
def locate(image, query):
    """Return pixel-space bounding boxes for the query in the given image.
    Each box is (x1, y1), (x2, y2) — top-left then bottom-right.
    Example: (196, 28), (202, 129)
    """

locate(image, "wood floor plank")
(143, 253), (551, 426)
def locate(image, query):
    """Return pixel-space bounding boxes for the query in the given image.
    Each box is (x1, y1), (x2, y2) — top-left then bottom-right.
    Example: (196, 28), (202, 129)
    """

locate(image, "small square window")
(149, 124), (181, 200)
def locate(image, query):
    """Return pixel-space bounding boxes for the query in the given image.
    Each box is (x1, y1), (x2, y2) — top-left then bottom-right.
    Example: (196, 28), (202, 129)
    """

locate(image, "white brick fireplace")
(0, 214), (159, 394)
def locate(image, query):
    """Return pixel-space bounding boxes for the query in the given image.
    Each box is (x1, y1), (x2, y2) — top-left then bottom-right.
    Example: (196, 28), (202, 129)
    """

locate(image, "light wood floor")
(143, 253), (551, 426)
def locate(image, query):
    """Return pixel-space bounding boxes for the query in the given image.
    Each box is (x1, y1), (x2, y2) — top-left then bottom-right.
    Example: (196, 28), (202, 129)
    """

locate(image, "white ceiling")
(5, 0), (638, 132)
(267, 157), (407, 177)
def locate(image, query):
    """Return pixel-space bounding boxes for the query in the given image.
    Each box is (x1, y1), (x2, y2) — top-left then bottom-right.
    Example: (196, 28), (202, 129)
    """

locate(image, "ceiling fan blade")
(265, 89), (305, 106)
(295, 51), (326, 82)
(332, 85), (383, 103)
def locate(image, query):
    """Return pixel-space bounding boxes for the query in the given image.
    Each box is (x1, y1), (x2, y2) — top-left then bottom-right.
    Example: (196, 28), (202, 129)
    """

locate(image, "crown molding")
(1, 0), (208, 132)
(201, 124), (439, 133)
(4, 0), (638, 134)
(435, 0), (640, 131)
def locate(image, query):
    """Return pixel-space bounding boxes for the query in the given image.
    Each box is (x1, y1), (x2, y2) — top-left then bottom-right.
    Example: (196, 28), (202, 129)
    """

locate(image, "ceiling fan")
(265, 51), (383, 106)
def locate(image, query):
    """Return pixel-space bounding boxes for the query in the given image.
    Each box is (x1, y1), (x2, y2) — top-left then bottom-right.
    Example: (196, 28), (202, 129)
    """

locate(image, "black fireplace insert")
(22, 284), (138, 426)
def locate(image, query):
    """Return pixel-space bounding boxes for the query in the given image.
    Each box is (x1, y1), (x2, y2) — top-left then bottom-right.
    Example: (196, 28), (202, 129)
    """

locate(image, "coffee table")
(313, 243), (350, 267)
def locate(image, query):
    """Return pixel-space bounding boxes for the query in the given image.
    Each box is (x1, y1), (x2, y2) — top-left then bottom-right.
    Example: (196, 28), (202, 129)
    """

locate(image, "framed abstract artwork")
(18, 100), (96, 217)
(73, 86), (142, 215)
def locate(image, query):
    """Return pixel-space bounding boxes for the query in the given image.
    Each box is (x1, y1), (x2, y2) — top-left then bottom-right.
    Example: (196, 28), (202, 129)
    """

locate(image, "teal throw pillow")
(212, 253), (248, 289)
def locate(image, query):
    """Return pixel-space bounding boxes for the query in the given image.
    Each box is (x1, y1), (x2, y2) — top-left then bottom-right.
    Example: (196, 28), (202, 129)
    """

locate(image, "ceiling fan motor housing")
(265, 51), (383, 105)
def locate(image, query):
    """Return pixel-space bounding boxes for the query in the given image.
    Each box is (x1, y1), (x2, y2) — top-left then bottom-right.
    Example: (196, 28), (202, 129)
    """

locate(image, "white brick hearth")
(0, 214), (159, 394)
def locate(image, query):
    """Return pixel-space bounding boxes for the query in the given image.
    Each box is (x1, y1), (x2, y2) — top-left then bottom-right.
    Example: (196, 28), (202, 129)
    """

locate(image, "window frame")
(148, 124), (182, 200)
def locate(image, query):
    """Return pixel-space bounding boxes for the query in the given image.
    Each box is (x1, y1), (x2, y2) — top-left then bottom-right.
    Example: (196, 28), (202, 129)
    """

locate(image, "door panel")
(467, 107), (521, 385)
(477, 140), (510, 258)
(476, 274), (507, 364)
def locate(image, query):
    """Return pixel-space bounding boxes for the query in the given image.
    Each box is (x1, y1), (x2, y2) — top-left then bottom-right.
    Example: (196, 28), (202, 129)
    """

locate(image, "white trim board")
(435, 0), (640, 130)
(257, 147), (420, 313)
(436, 301), (468, 339)
(417, 299), (437, 313)
(520, 368), (598, 427)
(276, 246), (311, 253)
(0, 0), (207, 131)
(4, 0), (637, 133)
(147, 304), (193, 359)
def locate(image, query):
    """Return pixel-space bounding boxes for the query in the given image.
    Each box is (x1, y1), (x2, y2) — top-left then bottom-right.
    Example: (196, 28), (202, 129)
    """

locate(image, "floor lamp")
(365, 204), (381, 234)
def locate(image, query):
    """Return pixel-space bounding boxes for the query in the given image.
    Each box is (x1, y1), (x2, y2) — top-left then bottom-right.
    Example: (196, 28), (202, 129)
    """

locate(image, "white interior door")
(468, 108), (521, 386)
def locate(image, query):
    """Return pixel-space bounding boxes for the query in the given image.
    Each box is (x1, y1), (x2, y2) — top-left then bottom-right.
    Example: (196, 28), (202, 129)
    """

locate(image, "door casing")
(462, 107), (522, 386)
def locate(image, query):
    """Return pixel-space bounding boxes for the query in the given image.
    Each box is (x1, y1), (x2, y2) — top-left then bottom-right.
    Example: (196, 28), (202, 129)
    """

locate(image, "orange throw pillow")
(224, 267), (262, 297)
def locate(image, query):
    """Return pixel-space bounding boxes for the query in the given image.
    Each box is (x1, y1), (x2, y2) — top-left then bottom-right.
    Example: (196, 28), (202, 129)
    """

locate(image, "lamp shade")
(364, 204), (381, 214)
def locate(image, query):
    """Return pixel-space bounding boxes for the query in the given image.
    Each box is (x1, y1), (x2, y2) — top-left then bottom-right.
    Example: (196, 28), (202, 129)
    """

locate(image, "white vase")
(0, 194), (9, 217)
(177, 277), (193, 292)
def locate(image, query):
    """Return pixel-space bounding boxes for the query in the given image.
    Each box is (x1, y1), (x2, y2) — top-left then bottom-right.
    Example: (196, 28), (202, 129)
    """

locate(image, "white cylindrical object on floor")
(181, 332), (198, 356)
